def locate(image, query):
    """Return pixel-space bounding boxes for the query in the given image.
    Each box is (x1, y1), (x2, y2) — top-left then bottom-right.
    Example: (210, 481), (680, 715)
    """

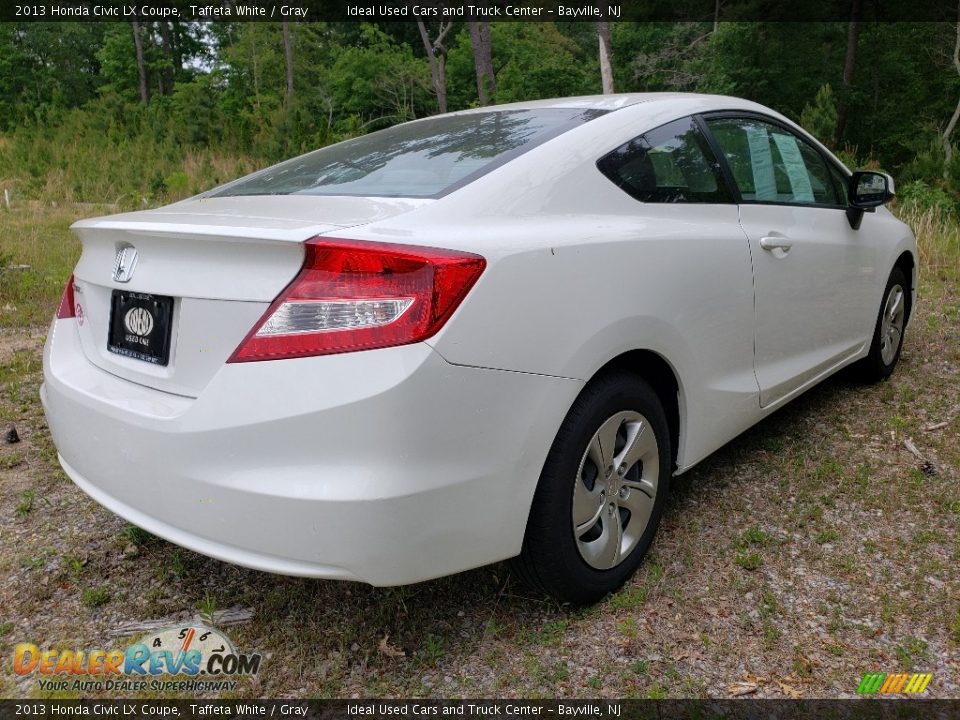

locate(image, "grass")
(897, 205), (960, 277)
(607, 585), (649, 610)
(815, 529), (840, 545)
(123, 524), (157, 547)
(171, 549), (188, 578)
(894, 637), (930, 668)
(1, 114), (263, 207)
(0, 450), (22, 469)
(738, 526), (772, 548)
(62, 553), (86, 577)
(0, 206), (83, 328)
(14, 490), (35, 517)
(196, 591), (217, 623)
(80, 587), (110, 608)
(420, 635), (445, 665)
(735, 551), (763, 571)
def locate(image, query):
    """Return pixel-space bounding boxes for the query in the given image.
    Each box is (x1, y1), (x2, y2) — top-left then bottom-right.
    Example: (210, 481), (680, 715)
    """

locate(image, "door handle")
(759, 236), (793, 251)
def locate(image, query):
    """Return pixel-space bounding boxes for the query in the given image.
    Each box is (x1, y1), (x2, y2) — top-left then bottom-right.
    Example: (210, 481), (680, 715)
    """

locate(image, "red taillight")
(55, 274), (76, 319)
(228, 238), (486, 362)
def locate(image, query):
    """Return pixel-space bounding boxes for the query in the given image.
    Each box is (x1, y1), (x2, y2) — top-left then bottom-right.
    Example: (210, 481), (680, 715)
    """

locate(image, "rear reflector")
(228, 238), (485, 362)
(55, 274), (76, 319)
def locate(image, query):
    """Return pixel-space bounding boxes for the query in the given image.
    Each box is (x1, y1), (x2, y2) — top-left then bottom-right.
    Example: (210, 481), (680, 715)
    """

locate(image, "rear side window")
(596, 116), (732, 204)
(705, 117), (840, 206)
(207, 108), (606, 199)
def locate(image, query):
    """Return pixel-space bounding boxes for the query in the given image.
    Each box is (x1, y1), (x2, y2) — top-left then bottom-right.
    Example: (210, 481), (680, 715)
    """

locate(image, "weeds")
(81, 587), (110, 608)
(738, 526), (771, 548)
(14, 490), (35, 517)
(0, 451), (23, 469)
(62, 553), (86, 577)
(197, 591), (217, 623)
(171, 550), (188, 578)
(896, 205), (960, 277)
(421, 635), (445, 665)
(608, 585), (649, 610)
(815, 530), (840, 545)
(124, 524), (157, 547)
(735, 551), (763, 571)
(894, 637), (930, 668)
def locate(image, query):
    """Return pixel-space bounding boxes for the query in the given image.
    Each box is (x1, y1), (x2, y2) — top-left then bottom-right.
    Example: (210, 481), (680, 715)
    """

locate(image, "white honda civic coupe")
(42, 93), (916, 604)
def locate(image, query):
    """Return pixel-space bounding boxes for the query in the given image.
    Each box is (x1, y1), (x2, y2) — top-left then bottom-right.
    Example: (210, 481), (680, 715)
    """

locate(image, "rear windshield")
(206, 108), (607, 199)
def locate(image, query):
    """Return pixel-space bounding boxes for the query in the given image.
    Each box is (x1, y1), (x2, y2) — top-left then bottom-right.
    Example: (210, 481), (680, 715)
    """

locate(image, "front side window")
(705, 117), (840, 206)
(596, 116), (732, 204)
(207, 108), (606, 199)
(827, 161), (851, 205)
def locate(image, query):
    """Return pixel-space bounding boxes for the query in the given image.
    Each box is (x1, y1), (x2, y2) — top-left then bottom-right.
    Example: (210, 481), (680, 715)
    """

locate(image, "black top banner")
(2, 0), (959, 23)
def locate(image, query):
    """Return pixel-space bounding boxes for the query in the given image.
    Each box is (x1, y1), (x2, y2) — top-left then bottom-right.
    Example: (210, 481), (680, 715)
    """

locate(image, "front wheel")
(855, 266), (909, 383)
(512, 372), (671, 605)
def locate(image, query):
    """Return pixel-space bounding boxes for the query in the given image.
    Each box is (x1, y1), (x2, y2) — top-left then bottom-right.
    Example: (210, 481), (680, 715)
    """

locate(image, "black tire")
(512, 371), (671, 605)
(855, 266), (909, 383)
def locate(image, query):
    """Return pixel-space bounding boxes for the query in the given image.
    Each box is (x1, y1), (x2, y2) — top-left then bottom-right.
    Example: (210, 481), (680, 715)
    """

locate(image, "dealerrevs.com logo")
(14, 624), (262, 693)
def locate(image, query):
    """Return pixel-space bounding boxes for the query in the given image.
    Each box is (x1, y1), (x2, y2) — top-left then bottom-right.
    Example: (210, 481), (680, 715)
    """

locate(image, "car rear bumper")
(41, 319), (582, 585)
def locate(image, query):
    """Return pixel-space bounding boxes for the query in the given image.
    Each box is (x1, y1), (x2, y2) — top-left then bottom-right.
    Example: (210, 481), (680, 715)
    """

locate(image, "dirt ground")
(1, 281), (958, 700)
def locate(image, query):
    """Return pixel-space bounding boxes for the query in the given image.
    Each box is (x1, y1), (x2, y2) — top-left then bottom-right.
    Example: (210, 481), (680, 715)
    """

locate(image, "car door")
(701, 114), (877, 407)
(591, 115), (761, 465)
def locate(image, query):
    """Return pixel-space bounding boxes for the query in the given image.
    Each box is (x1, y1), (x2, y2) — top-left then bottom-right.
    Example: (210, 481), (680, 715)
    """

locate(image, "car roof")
(443, 92), (768, 115)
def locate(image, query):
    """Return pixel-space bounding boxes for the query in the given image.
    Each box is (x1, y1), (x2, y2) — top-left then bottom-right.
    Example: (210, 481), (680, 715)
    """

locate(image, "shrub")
(897, 180), (956, 221)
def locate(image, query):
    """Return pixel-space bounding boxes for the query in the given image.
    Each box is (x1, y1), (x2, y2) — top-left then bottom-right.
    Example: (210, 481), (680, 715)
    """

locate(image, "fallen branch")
(924, 404), (959, 432)
(903, 437), (924, 460)
(111, 607), (253, 638)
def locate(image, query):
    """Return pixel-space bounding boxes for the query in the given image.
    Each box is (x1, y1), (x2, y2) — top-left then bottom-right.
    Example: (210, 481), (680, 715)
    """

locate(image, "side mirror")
(849, 171), (895, 209)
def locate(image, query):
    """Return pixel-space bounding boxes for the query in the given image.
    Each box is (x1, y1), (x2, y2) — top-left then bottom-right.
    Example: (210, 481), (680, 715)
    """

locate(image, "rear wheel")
(856, 266), (909, 383)
(513, 372), (671, 605)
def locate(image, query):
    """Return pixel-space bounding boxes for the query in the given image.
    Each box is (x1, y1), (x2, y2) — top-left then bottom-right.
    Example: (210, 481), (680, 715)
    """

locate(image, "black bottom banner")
(2, 700), (959, 720)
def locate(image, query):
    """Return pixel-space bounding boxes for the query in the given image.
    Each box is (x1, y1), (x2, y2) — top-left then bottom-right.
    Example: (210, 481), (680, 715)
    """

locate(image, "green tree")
(800, 84), (838, 147)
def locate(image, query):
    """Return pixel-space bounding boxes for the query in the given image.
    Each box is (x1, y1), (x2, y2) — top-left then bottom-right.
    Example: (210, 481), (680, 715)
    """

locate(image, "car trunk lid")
(68, 195), (429, 398)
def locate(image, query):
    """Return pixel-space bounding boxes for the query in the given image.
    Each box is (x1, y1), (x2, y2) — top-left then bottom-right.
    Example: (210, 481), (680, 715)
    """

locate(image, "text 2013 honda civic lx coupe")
(41, 93), (917, 603)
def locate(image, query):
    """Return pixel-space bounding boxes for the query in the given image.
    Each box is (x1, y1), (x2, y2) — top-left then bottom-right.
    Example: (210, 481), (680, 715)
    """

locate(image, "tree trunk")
(468, 22), (495, 105)
(169, 21), (183, 70)
(282, 20), (294, 104)
(714, 0), (721, 31)
(597, 22), (614, 94)
(943, 0), (960, 173)
(131, 20), (149, 104)
(158, 21), (175, 95)
(249, 25), (261, 113)
(833, 0), (862, 148)
(417, 20), (453, 114)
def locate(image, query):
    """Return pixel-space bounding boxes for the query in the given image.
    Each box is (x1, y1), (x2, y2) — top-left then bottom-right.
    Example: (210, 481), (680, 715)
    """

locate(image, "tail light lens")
(228, 238), (486, 362)
(55, 274), (76, 319)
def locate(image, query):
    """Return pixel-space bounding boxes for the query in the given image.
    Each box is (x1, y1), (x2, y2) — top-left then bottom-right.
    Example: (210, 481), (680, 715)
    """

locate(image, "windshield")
(206, 108), (607, 199)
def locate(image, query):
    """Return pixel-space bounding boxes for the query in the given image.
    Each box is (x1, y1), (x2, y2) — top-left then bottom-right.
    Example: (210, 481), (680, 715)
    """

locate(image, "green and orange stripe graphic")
(857, 672), (932, 695)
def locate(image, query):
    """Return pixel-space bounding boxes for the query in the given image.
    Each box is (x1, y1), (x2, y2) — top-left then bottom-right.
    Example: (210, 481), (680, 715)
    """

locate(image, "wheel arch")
(893, 250), (916, 323)
(590, 349), (683, 472)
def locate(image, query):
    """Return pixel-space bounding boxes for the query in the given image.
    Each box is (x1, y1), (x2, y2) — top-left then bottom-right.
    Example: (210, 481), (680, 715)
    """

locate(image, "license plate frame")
(107, 290), (174, 366)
